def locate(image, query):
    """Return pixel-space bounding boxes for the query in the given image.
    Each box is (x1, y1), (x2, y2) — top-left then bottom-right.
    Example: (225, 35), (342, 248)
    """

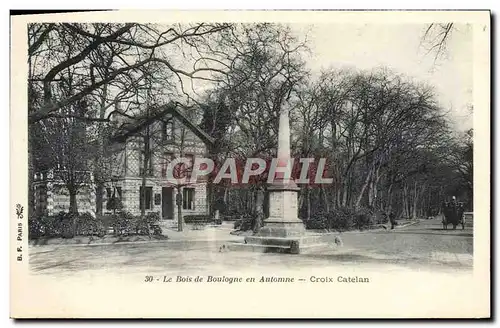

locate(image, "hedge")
(303, 207), (376, 232)
(29, 211), (162, 239)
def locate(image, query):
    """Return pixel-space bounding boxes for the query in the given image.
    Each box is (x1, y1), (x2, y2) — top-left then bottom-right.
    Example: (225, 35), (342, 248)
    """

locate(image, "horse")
(442, 201), (465, 230)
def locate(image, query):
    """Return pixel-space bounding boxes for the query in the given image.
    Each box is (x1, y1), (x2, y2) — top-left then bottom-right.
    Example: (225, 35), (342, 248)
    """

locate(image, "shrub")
(329, 208), (352, 232)
(106, 196), (123, 212)
(151, 224), (163, 236)
(108, 212), (164, 236)
(97, 214), (115, 231)
(352, 207), (374, 231)
(145, 212), (160, 224)
(112, 211), (136, 236)
(29, 217), (46, 239)
(76, 212), (106, 237)
(135, 218), (150, 235)
(59, 212), (77, 239)
(29, 214), (67, 239)
(374, 211), (389, 224)
(304, 210), (329, 230)
(233, 215), (254, 231)
(132, 212), (159, 235)
(304, 207), (376, 232)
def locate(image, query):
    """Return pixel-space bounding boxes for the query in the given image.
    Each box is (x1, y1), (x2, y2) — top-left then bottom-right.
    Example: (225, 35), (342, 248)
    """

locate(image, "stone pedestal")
(250, 181), (305, 238)
(233, 180), (325, 254)
(225, 108), (330, 254)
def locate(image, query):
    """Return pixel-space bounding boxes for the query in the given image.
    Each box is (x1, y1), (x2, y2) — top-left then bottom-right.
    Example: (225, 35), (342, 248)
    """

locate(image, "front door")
(162, 187), (174, 220)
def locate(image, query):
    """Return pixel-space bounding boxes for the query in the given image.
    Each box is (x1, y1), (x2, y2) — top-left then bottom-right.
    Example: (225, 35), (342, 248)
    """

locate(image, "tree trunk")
(355, 166), (373, 209)
(334, 182), (340, 209)
(369, 166), (381, 209)
(368, 177), (374, 207)
(95, 84), (108, 217)
(386, 183), (394, 212)
(140, 173), (147, 218)
(140, 106), (151, 220)
(96, 184), (104, 215)
(177, 186), (183, 232)
(298, 188), (304, 212)
(341, 180), (348, 207)
(69, 187), (78, 214)
(223, 187), (229, 204)
(319, 184), (329, 213)
(412, 181), (419, 219)
(402, 184), (409, 218)
(306, 186), (311, 221)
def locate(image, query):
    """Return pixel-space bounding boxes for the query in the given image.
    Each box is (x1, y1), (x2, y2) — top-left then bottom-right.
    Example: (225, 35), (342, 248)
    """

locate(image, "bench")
(184, 215), (219, 230)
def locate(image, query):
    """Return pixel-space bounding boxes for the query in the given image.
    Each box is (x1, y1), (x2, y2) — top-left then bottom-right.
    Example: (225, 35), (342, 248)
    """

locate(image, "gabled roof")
(110, 103), (215, 147)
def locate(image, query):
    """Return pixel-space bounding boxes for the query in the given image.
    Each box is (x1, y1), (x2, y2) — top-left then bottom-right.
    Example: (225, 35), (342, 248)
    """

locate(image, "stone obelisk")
(244, 108), (308, 252)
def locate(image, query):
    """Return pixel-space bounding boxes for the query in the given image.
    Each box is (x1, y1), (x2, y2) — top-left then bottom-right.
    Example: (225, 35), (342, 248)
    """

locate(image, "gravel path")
(29, 217), (472, 277)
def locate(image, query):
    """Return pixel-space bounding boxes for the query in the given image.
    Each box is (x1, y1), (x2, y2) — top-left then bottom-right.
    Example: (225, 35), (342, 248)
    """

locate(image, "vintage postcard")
(10, 10), (490, 318)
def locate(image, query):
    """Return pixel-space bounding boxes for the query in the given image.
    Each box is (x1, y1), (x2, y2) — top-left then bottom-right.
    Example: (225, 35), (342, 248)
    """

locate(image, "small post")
(176, 191), (183, 232)
(214, 209), (220, 225)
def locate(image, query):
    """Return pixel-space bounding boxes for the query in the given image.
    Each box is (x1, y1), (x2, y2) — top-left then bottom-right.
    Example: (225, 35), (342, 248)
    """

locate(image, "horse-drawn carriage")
(442, 200), (465, 230)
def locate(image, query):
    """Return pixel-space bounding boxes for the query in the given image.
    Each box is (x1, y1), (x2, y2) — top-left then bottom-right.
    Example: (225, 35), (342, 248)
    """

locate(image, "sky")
(293, 23), (473, 132)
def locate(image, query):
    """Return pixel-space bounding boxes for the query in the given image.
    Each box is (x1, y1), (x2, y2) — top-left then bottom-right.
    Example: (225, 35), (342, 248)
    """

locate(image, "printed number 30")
(145, 276), (154, 282)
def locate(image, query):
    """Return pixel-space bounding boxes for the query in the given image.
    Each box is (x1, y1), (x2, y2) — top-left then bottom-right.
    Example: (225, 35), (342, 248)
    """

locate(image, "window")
(107, 187), (122, 199)
(162, 120), (174, 141)
(107, 186), (123, 211)
(162, 152), (175, 177)
(182, 188), (195, 210)
(184, 154), (194, 178)
(116, 187), (122, 199)
(185, 154), (194, 168)
(139, 186), (153, 210)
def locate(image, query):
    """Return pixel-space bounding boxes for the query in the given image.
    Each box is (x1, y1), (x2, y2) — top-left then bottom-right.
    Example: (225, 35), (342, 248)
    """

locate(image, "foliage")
(304, 207), (376, 232)
(29, 212), (102, 239)
(145, 211), (161, 224)
(352, 207), (376, 231)
(29, 216), (60, 239)
(28, 23), (233, 124)
(135, 212), (162, 235)
(111, 211), (136, 236)
(106, 195), (123, 212)
(75, 212), (106, 237)
(233, 215), (254, 231)
(28, 22), (473, 225)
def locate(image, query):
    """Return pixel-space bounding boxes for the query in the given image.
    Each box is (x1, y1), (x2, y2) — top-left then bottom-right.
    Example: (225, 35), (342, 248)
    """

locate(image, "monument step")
(244, 234), (326, 247)
(224, 239), (335, 254)
(225, 242), (295, 254)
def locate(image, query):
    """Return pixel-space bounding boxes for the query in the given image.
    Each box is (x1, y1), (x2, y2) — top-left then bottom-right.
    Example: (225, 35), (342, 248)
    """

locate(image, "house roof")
(110, 103), (215, 147)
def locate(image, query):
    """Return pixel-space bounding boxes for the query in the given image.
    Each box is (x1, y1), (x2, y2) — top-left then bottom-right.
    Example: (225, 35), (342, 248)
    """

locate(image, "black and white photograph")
(10, 10), (490, 318)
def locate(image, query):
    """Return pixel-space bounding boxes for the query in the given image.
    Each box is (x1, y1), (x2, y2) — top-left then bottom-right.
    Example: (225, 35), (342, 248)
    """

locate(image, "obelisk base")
(252, 219), (307, 238)
(228, 180), (326, 254)
(231, 233), (329, 255)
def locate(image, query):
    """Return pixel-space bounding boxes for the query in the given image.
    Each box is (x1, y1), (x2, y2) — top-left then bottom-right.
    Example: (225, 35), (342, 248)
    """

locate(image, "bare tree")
(420, 23), (455, 62)
(28, 23), (233, 124)
(33, 105), (92, 215)
(207, 23), (310, 231)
